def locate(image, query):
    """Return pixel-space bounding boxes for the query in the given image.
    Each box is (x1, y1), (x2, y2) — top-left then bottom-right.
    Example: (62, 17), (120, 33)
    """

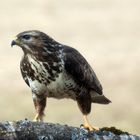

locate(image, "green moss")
(101, 127), (129, 135)
(0, 130), (7, 136)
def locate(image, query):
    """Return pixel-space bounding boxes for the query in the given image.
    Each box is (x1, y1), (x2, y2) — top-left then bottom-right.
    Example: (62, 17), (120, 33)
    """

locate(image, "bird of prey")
(11, 30), (111, 131)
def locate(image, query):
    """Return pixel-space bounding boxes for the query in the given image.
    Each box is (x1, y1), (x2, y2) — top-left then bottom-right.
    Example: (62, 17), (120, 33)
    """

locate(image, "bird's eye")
(22, 35), (31, 40)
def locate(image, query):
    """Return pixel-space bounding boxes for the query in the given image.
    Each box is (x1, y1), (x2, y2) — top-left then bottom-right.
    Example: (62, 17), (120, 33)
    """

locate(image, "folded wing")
(63, 46), (103, 95)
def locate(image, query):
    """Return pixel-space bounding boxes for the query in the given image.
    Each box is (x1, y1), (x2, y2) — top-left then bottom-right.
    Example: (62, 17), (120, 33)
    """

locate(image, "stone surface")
(0, 120), (139, 140)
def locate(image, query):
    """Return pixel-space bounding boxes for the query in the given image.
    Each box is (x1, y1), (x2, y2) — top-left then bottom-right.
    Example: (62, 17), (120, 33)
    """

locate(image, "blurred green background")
(0, 0), (140, 134)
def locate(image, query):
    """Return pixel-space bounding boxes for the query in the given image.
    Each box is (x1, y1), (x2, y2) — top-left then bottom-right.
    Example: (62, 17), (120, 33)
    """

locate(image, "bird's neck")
(23, 46), (63, 64)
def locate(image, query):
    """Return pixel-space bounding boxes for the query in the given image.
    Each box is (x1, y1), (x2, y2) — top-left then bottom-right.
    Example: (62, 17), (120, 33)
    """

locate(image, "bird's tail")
(90, 92), (111, 104)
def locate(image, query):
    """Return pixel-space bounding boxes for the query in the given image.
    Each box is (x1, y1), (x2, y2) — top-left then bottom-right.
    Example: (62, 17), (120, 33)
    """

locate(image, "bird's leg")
(76, 91), (99, 131)
(32, 93), (46, 122)
(83, 115), (99, 131)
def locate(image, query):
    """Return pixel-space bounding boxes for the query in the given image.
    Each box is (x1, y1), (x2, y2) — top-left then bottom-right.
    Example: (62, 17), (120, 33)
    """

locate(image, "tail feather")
(91, 92), (111, 104)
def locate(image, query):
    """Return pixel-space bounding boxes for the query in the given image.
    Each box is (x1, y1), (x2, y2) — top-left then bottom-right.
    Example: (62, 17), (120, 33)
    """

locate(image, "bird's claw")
(33, 114), (43, 122)
(80, 124), (99, 131)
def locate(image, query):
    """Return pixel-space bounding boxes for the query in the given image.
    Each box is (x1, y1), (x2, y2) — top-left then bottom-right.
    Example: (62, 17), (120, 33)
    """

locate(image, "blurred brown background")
(0, 0), (140, 134)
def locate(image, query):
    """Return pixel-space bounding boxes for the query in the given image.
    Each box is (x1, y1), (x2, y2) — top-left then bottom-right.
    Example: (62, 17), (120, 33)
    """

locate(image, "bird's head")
(11, 30), (59, 54)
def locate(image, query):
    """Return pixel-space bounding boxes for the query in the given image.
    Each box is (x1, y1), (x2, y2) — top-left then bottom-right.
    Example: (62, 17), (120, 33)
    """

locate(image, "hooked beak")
(11, 40), (17, 47)
(11, 37), (19, 47)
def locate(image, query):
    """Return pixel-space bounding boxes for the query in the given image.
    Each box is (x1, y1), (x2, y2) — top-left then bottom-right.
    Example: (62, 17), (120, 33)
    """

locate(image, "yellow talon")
(33, 114), (43, 122)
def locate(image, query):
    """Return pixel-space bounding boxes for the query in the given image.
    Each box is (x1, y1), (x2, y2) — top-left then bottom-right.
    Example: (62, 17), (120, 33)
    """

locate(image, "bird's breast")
(22, 55), (77, 99)
(27, 70), (77, 99)
(46, 72), (77, 99)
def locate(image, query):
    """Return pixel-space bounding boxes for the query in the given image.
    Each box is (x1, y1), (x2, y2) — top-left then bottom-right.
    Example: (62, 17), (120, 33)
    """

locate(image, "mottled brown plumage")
(11, 30), (111, 131)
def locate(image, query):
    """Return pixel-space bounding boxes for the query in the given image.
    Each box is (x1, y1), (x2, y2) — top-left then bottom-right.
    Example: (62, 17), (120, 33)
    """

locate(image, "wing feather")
(63, 46), (103, 95)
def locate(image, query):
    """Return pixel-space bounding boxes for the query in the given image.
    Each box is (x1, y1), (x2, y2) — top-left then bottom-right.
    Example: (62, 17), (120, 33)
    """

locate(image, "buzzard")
(11, 30), (111, 131)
